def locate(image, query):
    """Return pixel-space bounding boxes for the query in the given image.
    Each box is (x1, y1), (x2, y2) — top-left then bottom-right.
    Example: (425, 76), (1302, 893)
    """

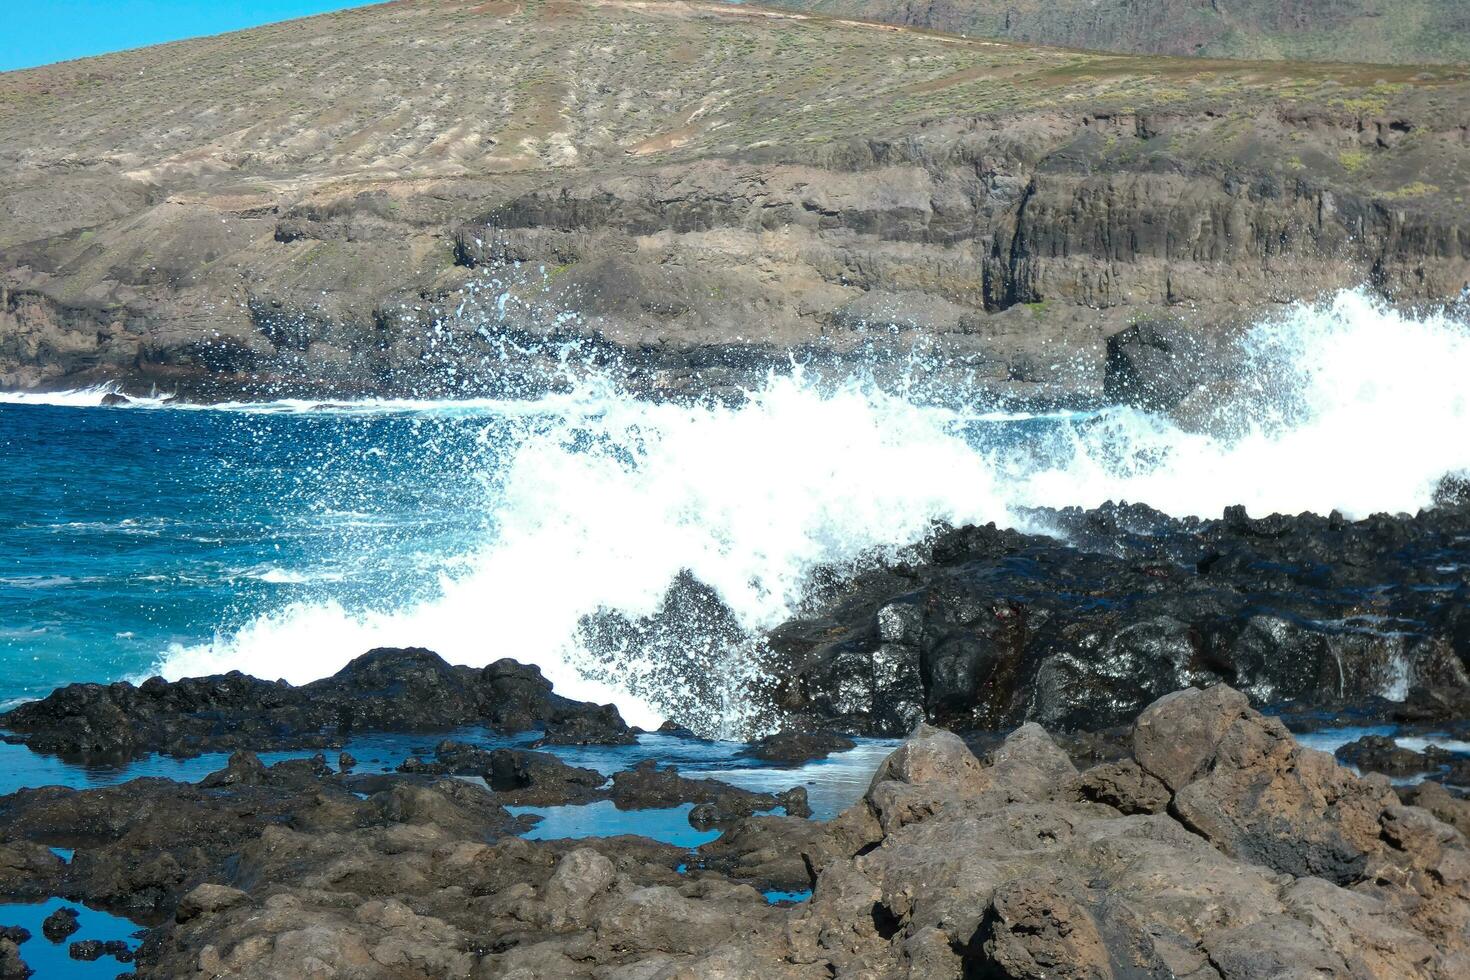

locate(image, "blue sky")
(0, 1), (385, 73)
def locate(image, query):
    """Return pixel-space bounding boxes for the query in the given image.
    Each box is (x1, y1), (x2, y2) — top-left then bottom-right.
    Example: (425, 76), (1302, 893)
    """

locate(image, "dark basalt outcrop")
(740, 731), (859, 767)
(38, 907), (77, 943)
(1336, 734), (1440, 777)
(0, 648), (632, 760)
(0, 940), (28, 980)
(765, 498), (1470, 736)
(609, 760), (813, 827)
(1, 684), (1461, 977)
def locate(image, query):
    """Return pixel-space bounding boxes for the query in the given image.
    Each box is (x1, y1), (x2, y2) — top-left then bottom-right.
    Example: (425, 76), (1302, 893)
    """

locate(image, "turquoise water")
(508, 800), (724, 848)
(0, 401), (499, 706)
(0, 394), (1064, 724)
(0, 897), (141, 979)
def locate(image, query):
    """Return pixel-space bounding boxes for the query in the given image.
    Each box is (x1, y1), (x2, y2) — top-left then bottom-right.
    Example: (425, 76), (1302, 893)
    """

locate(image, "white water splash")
(157, 375), (1010, 730)
(149, 290), (1470, 730)
(1016, 291), (1470, 518)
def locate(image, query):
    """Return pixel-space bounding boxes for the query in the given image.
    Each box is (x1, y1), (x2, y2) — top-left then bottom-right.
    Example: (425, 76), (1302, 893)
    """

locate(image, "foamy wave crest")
(1017, 290), (1470, 518)
(156, 375), (1009, 731)
(154, 290), (1470, 731)
(0, 384), (145, 407)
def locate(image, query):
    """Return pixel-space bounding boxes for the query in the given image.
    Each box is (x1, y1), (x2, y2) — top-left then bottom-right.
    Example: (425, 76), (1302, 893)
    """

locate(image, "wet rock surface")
(766, 499), (1470, 736)
(740, 731), (858, 767)
(1336, 734), (1437, 776)
(0, 939), (28, 979)
(1, 498), (1468, 976)
(0, 648), (632, 760)
(39, 907), (77, 943)
(610, 761), (811, 827)
(0, 683), (1461, 977)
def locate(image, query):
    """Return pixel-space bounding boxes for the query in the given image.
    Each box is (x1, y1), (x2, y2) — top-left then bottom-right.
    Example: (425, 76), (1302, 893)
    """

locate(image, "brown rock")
(1078, 759), (1170, 815)
(1131, 684), (1251, 791)
(176, 883), (250, 922)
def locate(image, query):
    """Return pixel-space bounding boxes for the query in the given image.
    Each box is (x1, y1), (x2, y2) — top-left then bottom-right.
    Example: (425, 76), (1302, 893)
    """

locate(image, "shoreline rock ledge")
(0, 647), (635, 760)
(0, 683), (1464, 977)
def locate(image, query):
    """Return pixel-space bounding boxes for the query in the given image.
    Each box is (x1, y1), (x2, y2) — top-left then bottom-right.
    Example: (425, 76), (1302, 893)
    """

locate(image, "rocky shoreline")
(1, 495), (1469, 977)
(0, 675), (1466, 977)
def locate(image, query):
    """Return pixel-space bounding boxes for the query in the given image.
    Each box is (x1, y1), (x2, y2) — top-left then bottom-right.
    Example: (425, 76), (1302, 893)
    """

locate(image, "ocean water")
(3, 290), (1470, 734)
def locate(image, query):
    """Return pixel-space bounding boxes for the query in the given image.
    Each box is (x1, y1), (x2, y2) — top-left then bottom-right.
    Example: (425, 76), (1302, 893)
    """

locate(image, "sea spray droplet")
(149, 290), (1470, 735)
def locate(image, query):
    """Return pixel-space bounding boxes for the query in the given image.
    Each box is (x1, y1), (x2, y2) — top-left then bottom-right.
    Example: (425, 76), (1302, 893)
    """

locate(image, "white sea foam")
(1014, 291), (1470, 518)
(150, 290), (1470, 731)
(239, 567), (347, 585)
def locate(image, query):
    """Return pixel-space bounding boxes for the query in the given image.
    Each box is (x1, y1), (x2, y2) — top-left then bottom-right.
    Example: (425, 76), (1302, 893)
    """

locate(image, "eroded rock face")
(0, 649), (632, 759)
(5, 0), (1470, 405)
(785, 685), (1470, 979)
(766, 501), (1470, 736)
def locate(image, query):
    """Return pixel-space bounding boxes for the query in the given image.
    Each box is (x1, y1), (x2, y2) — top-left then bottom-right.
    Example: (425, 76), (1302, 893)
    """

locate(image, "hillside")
(766, 0), (1470, 65)
(2, 0), (1469, 401)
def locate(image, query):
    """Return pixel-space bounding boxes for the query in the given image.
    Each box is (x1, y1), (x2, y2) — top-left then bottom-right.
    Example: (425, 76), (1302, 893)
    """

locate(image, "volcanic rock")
(0, 650), (632, 759)
(740, 731), (857, 767)
(40, 907), (77, 942)
(0, 939), (28, 980)
(609, 761), (806, 828)
(1336, 734), (1435, 777)
(766, 501), (1470, 736)
(3, 681), (1463, 978)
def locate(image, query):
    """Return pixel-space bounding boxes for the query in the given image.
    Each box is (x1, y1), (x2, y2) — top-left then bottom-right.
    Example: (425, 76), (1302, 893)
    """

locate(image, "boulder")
(176, 884), (250, 922)
(40, 907), (78, 942)
(0, 940), (29, 980)
(1103, 318), (1219, 412)
(739, 731), (856, 767)
(1335, 734), (1434, 777)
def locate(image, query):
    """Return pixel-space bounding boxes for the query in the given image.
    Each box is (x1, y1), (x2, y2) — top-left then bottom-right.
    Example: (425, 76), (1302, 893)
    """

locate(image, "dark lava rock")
(1103, 318), (1220, 412)
(337, 752), (356, 772)
(398, 741), (608, 804)
(1335, 735), (1433, 777)
(0, 754), (520, 917)
(68, 939), (104, 960)
(40, 907), (78, 942)
(739, 731), (856, 767)
(530, 710), (638, 747)
(5, 681), (1468, 978)
(1441, 756), (1470, 787)
(764, 500), (1470, 736)
(98, 393), (131, 407)
(609, 760), (803, 827)
(1394, 684), (1470, 724)
(0, 930), (24, 946)
(484, 748), (605, 806)
(0, 939), (28, 979)
(0, 649), (633, 759)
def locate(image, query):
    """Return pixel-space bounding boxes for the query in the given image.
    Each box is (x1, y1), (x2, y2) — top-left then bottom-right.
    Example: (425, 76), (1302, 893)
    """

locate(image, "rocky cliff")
(2, 0), (1469, 402)
(768, 0), (1470, 64)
